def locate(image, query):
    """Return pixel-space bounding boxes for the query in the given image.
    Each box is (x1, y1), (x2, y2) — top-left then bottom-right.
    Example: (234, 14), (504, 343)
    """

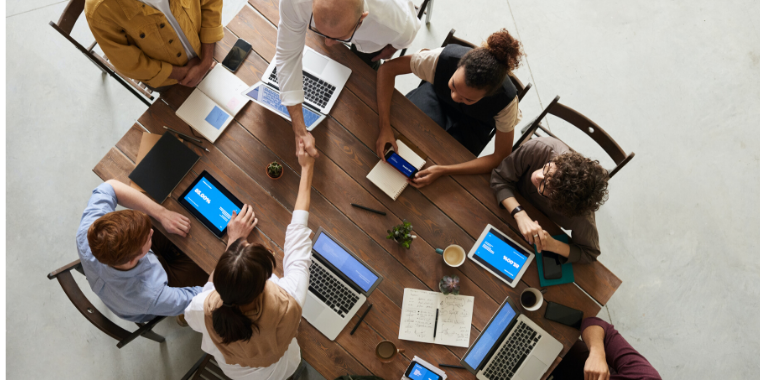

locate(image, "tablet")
(467, 224), (534, 288)
(179, 171), (244, 238)
(243, 82), (325, 131)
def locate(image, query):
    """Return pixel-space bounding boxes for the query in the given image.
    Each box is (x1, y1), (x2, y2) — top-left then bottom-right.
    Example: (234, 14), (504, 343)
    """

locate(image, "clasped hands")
(514, 212), (559, 253)
(171, 57), (215, 88)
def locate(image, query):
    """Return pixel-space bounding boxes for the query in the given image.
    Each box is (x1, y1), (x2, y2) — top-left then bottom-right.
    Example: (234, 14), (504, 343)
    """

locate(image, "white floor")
(6, 0), (760, 378)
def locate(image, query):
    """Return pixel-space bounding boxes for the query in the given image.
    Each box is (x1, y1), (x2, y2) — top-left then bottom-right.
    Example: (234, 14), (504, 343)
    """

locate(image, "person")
(490, 137), (609, 264)
(76, 179), (208, 323)
(84, 0), (224, 90)
(275, 0), (421, 158)
(184, 141), (315, 379)
(550, 317), (662, 380)
(375, 28), (525, 188)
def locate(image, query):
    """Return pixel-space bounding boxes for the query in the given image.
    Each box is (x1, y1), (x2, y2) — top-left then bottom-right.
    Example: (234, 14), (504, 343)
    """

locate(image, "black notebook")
(128, 133), (200, 204)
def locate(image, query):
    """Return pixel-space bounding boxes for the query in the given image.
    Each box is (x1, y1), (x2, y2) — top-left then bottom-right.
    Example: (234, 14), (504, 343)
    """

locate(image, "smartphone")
(222, 39), (252, 72)
(544, 301), (584, 329)
(542, 252), (563, 280)
(384, 148), (419, 178)
(405, 361), (442, 380)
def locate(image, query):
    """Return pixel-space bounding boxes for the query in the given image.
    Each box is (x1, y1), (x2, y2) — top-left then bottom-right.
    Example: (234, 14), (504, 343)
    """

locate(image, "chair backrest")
(183, 354), (232, 380)
(441, 28), (533, 101)
(513, 95), (635, 179)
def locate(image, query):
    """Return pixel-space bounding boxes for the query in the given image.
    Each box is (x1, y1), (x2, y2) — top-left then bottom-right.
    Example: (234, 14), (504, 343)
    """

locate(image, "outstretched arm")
(375, 55), (413, 159)
(105, 179), (190, 237)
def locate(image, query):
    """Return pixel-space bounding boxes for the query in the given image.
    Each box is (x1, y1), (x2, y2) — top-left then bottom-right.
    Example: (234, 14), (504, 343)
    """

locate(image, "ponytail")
(211, 238), (276, 344)
(458, 28), (524, 95)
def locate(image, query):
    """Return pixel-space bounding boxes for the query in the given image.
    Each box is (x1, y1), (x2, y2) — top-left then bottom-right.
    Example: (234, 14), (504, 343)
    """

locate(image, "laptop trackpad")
(516, 357), (546, 380)
(304, 49), (329, 75)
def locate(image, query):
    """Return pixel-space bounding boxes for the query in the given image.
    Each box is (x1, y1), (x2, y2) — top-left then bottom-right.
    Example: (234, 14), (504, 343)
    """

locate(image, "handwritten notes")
(398, 289), (474, 347)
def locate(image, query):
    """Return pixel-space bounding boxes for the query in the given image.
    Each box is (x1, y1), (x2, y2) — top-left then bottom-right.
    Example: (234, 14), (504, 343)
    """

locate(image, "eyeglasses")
(309, 13), (362, 43)
(538, 163), (551, 198)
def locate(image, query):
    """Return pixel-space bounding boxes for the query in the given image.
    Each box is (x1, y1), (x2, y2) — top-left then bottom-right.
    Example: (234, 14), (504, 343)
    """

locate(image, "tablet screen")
(471, 229), (529, 281)
(183, 175), (241, 233)
(245, 84), (321, 128)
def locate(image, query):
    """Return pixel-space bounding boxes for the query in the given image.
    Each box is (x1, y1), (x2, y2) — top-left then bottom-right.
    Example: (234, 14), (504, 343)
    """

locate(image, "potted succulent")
(266, 161), (283, 180)
(439, 275), (460, 295)
(386, 220), (416, 249)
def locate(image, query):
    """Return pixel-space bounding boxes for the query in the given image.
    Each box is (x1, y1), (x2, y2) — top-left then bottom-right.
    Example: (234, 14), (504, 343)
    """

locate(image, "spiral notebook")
(367, 138), (426, 200)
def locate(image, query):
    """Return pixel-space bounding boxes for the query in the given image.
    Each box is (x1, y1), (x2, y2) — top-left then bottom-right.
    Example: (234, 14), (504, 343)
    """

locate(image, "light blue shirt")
(76, 183), (202, 323)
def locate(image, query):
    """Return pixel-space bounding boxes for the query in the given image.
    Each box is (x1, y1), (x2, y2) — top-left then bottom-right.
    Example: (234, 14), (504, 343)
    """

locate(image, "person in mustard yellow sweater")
(85, 0), (224, 90)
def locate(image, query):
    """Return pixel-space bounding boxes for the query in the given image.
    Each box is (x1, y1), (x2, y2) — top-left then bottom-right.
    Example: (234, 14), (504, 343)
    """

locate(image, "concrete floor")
(6, 0), (760, 378)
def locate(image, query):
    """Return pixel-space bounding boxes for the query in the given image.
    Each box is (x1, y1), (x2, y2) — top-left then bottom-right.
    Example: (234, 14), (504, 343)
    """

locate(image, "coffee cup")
(434, 245), (466, 267)
(375, 340), (404, 363)
(520, 288), (543, 312)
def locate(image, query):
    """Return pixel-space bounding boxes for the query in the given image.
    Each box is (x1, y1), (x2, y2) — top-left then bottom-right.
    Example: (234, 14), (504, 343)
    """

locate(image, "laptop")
(460, 297), (562, 380)
(303, 228), (382, 341)
(243, 47), (351, 130)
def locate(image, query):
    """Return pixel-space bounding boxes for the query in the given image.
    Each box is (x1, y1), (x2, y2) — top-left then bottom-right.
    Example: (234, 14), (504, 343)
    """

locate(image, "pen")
(438, 364), (466, 369)
(349, 303), (373, 335)
(164, 126), (203, 144)
(176, 136), (210, 153)
(351, 203), (386, 216)
(433, 308), (439, 338)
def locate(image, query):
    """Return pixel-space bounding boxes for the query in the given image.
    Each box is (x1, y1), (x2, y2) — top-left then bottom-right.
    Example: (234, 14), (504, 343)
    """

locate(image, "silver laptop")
(461, 297), (562, 380)
(303, 228), (382, 341)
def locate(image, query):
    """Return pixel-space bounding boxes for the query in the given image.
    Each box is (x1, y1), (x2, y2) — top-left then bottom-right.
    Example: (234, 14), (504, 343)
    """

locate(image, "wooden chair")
(513, 95), (635, 179)
(397, 0), (434, 57)
(47, 259), (166, 348)
(49, 0), (156, 106)
(181, 354), (232, 380)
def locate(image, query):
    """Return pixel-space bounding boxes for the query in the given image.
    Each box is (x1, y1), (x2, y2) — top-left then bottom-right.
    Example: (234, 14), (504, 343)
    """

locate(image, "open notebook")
(367, 139), (426, 200)
(175, 65), (249, 143)
(398, 289), (474, 347)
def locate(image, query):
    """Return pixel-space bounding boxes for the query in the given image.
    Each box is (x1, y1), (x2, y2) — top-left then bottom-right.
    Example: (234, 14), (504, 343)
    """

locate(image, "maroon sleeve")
(581, 317), (662, 380)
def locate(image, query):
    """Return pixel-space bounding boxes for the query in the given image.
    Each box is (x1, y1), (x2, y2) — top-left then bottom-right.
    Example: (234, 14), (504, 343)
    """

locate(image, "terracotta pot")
(265, 162), (283, 180)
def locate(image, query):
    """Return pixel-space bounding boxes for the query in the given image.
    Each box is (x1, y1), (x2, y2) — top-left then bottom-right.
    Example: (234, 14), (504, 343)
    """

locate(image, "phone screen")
(405, 362), (441, 380)
(222, 39), (252, 72)
(385, 150), (418, 178)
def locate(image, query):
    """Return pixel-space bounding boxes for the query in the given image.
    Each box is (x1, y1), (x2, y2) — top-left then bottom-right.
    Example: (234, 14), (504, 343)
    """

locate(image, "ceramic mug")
(520, 287), (544, 312)
(375, 340), (404, 363)
(434, 245), (466, 267)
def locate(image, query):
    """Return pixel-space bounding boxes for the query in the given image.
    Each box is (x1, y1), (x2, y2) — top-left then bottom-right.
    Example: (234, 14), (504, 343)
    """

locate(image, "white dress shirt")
(185, 210), (313, 380)
(275, 0), (421, 106)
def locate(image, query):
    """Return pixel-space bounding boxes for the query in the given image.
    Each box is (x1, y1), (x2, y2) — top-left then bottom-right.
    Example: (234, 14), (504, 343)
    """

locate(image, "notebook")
(398, 288), (474, 347)
(175, 65), (249, 143)
(129, 132), (162, 192)
(128, 133), (200, 204)
(367, 139), (426, 200)
(535, 234), (575, 287)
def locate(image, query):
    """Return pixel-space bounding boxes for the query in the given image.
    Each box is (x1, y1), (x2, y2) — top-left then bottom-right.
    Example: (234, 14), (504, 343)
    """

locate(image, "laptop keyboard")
(483, 321), (541, 380)
(308, 260), (360, 318)
(269, 68), (336, 109)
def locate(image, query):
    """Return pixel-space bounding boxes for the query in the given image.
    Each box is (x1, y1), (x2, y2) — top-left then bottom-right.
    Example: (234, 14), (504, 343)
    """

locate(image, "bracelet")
(510, 206), (525, 218)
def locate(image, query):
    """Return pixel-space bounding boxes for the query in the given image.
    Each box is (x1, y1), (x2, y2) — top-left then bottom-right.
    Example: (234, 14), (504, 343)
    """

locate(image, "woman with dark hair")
(375, 28), (525, 188)
(185, 141), (315, 379)
(490, 137), (610, 264)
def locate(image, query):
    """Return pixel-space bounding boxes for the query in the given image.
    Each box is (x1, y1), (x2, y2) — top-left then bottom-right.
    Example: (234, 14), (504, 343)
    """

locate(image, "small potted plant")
(386, 220), (415, 249)
(266, 161), (283, 180)
(439, 275), (460, 295)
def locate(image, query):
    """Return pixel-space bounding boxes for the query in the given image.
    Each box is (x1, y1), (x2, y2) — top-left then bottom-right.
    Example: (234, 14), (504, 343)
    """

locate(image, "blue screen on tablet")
(472, 230), (529, 281)
(246, 84), (321, 128)
(407, 363), (439, 380)
(183, 177), (241, 232)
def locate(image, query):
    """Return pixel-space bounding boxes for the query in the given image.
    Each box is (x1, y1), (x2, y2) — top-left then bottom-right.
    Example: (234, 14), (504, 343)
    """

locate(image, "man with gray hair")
(275, 0), (421, 159)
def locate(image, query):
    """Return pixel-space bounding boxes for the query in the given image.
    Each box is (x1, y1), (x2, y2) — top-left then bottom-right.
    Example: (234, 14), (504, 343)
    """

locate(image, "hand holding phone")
(384, 148), (418, 178)
(405, 361), (442, 380)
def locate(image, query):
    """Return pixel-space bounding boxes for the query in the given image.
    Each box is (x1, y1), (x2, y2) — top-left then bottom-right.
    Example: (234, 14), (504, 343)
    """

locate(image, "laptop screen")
(313, 233), (379, 293)
(471, 229), (529, 282)
(245, 84), (321, 128)
(463, 300), (518, 370)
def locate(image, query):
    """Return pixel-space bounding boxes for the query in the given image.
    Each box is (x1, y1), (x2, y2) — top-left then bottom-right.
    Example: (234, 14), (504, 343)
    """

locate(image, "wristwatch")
(510, 206), (525, 218)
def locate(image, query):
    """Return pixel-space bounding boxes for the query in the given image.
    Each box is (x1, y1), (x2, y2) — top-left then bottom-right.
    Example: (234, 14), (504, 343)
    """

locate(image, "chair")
(49, 0), (155, 106)
(397, 0), (434, 57)
(181, 354), (232, 380)
(513, 95), (635, 179)
(47, 259), (166, 348)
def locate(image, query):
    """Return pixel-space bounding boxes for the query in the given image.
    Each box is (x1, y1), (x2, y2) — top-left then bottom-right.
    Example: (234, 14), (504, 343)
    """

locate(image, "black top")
(129, 133), (200, 204)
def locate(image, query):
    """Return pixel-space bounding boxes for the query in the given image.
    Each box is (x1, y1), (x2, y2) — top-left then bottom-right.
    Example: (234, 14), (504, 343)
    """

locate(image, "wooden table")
(93, 2), (621, 379)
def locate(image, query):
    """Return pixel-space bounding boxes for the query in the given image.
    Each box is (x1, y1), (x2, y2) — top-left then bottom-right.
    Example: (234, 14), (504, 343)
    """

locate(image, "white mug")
(435, 245), (466, 267)
(520, 288), (543, 311)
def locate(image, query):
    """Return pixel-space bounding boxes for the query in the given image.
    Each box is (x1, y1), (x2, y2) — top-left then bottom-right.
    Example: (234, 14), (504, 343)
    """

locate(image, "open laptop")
(303, 228), (382, 341)
(243, 47), (351, 130)
(461, 297), (562, 380)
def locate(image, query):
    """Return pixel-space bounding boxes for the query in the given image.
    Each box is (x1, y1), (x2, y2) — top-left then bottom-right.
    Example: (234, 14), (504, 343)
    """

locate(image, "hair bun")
(486, 29), (523, 71)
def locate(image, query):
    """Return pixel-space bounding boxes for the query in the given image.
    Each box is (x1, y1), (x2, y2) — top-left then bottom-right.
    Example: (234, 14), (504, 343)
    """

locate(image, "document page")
(399, 289), (474, 347)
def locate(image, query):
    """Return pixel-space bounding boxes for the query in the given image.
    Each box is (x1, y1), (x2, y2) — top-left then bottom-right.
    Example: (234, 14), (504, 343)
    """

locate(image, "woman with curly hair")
(375, 28), (525, 187)
(490, 137), (610, 264)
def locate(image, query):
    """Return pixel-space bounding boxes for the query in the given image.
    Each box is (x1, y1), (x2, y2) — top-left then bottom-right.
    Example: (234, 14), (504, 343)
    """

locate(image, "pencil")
(351, 203), (386, 216)
(349, 304), (373, 335)
(438, 364), (466, 369)
(176, 136), (210, 152)
(164, 126), (203, 144)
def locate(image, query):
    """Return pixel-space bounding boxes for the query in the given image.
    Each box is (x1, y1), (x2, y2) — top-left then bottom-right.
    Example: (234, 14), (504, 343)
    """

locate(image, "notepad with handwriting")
(398, 289), (474, 347)
(366, 139), (426, 200)
(176, 65), (249, 143)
